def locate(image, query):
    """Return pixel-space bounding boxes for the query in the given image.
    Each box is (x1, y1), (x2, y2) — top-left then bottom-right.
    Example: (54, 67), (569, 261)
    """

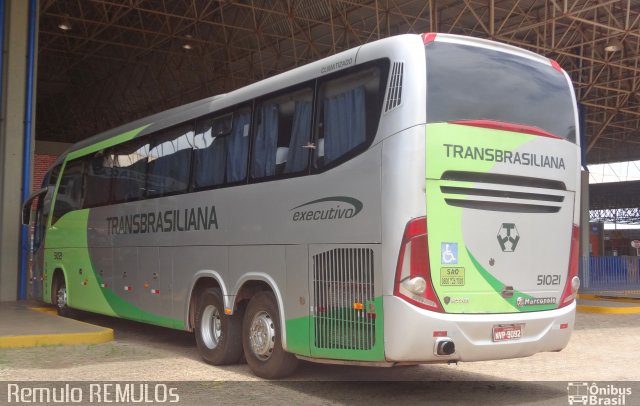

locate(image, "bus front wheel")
(195, 288), (243, 365)
(53, 275), (72, 317)
(242, 291), (298, 379)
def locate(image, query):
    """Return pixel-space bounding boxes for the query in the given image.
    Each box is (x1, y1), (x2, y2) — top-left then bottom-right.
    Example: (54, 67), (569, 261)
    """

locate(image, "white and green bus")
(23, 33), (581, 378)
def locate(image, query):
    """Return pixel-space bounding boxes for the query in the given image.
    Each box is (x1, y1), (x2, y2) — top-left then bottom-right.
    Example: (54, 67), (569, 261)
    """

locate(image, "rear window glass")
(426, 41), (576, 142)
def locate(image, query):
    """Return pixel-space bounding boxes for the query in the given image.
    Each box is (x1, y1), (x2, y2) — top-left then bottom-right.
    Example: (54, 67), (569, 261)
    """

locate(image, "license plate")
(492, 324), (522, 342)
(440, 267), (465, 286)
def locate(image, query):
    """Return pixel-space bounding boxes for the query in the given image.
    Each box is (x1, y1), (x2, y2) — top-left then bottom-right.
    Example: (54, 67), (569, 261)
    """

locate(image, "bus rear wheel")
(242, 291), (298, 379)
(195, 288), (243, 365)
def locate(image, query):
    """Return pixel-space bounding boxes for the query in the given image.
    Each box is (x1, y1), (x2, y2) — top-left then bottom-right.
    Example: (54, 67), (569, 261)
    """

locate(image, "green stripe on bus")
(66, 124), (151, 161)
(425, 122), (544, 314)
(286, 296), (385, 361)
(466, 249), (556, 312)
(45, 209), (182, 329)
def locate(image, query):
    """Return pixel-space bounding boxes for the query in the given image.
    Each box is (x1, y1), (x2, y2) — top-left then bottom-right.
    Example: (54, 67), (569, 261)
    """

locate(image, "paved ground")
(0, 312), (638, 404)
(0, 302), (112, 348)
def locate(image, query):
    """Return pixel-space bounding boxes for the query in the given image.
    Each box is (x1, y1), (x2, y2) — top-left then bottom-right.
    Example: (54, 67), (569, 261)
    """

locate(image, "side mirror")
(21, 188), (47, 225)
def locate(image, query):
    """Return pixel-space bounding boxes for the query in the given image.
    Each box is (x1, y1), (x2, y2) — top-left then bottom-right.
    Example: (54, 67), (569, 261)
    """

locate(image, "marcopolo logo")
(516, 296), (557, 307)
(443, 296), (469, 305)
(290, 196), (363, 222)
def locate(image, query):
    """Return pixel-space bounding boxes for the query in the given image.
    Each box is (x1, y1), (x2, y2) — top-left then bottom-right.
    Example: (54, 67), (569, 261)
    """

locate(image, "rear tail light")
(394, 217), (443, 312)
(559, 224), (580, 307)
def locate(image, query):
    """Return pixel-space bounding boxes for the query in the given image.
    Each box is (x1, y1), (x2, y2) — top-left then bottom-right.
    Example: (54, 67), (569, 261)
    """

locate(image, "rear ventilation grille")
(384, 61), (404, 112)
(312, 248), (375, 350)
(440, 186), (564, 202)
(439, 171), (566, 213)
(441, 171), (567, 190)
(445, 199), (561, 213)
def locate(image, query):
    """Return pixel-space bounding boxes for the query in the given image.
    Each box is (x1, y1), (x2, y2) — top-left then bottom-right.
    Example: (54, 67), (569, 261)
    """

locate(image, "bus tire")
(242, 291), (298, 379)
(53, 275), (72, 318)
(195, 288), (243, 365)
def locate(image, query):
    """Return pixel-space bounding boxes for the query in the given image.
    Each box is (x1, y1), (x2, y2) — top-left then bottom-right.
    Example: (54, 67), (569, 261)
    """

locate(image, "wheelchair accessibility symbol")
(441, 243), (458, 265)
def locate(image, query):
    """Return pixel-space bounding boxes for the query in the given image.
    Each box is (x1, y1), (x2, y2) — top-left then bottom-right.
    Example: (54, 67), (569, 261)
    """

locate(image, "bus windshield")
(426, 41), (576, 142)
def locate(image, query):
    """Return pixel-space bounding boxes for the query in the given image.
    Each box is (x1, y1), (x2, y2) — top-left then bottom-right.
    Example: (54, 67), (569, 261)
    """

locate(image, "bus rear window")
(426, 42), (576, 142)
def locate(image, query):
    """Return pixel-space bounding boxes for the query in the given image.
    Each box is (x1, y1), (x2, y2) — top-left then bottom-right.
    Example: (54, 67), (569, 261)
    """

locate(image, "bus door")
(22, 188), (49, 301)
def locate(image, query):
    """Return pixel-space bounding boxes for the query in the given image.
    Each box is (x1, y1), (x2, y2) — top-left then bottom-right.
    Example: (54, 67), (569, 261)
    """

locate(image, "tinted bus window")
(146, 123), (195, 197)
(426, 41), (576, 141)
(83, 151), (114, 208)
(314, 64), (386, 169)
(193, 106), (252, 188)
(193, 113), (231, 188)
(111, 139), (150, 203)
(252, 87), (313, 179)
(51, 160), (85, 224)
(49, 164), (62, 187)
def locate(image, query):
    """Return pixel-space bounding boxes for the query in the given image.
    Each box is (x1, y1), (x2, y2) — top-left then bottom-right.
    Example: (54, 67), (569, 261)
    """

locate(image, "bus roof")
(57, 39), (371, 164)
(52, 32), (552, 168)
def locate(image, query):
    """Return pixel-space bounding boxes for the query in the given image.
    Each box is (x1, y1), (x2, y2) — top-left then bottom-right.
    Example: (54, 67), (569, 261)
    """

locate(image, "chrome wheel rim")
(201, 305), (222, 349)
(249, 311), (275, 360)
(56, 286), (67, 310)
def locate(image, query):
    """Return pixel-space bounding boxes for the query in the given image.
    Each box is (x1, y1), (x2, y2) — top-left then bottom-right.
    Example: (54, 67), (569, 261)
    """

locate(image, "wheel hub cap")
(249, 311), (275, 360)
(201, 305), (222, 349)
(57, 287), (67, 310)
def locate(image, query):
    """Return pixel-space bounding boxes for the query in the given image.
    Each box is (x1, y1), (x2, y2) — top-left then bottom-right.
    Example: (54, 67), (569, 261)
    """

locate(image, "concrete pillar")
(0, 0), (37, 301)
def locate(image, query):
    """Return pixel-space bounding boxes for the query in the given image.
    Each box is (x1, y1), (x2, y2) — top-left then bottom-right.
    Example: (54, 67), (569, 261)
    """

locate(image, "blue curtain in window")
(253, 104), (279, 178)
(323, 86), (366, 164)
(285, 101), (312, 174)
(146, 157), (166, 195)
(194, 136), (226, 188)
(227, 111), (251, 183)
(171, 149), (192, 191)
(127, 159), (148, 201)
(149, 148), (192, 195)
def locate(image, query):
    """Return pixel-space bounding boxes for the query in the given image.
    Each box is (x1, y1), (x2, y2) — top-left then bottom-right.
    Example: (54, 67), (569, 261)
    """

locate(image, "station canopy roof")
(38, 0), (640, 164)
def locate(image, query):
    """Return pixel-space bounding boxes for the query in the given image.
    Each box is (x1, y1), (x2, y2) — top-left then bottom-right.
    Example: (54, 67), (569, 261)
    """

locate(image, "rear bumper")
(383, 295), (575, 362)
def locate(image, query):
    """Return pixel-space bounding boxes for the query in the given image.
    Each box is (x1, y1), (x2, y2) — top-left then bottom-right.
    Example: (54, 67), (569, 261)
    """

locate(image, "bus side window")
(111, 140), (149, 203)
(51, 159), (86, 224)
(43, 163), (62, 221)
(251, 87), (313, 180)
(146, 123), (195, 197)
(49, 164), (61, 188)
(83, 151), (114, 208)
(32, 195), (45, 249)
(192, 106), (251, 189)
(226, 108), (251, 183)
(314, 65), (383, 169)
(193, 112), (233, 189)
(252, 103), (278, 179)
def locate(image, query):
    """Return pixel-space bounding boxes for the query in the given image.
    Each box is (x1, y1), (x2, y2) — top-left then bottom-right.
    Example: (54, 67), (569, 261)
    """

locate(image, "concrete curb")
(576, 304), (640, 314)
(578, 293), (640, 304)
(0, 307), (113, 348)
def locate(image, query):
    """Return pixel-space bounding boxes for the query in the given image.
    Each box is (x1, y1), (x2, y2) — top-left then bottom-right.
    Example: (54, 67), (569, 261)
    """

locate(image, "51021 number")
(536, 274), (560, 286)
